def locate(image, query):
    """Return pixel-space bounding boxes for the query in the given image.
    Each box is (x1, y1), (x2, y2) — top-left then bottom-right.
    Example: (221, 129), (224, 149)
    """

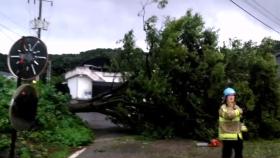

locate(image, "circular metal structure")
(9, 84), (38, 131)
(7, 36), (48, 80)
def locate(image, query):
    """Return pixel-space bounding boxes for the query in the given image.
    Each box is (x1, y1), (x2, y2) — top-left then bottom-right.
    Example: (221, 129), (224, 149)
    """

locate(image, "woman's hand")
(226, 110), (236, 119)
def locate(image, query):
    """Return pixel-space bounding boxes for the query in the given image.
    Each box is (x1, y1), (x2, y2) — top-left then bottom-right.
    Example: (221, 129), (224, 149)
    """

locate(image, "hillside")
(0, 48), (120, 76)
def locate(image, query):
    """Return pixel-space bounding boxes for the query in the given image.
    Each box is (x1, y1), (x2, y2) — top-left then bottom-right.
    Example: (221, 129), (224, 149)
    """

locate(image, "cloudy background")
(0, 0), (279, 54)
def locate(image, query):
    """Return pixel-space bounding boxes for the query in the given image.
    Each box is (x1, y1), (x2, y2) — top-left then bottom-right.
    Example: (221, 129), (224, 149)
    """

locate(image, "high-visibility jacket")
(218, 104), (243, 140)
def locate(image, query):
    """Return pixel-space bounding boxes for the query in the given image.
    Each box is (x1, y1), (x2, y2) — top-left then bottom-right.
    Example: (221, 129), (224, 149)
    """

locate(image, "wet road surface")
(73, 112), (221, 158)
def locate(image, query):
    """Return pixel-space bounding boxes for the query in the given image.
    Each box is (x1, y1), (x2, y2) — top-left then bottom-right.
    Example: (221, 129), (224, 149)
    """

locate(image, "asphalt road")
(72, 112), (130, 158)
(76, 112), (127, 138)
(76, 112), (117, 130)
(72, 113), (221, 158)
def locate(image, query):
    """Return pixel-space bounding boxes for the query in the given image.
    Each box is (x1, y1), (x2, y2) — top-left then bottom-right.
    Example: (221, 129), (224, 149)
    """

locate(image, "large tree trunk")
(68, 81), (128, 114)
(69, 98), (123, 113)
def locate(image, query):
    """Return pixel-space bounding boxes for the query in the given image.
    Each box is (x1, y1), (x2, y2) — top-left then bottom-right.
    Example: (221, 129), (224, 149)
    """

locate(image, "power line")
(25, 1), (36, 35)
(42, 3), (54, 41)
(230, 0), (280, 35)
(0, 27), (15, 42)
(252, 0), (280, 23)
(0, 22), (22, 37)
(244, 0), (280, 27)
(0, 11), (29, 32)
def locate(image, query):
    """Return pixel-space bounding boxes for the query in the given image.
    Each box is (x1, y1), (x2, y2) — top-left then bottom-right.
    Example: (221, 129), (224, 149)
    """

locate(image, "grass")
(48, 147), (70, 158)
(17, 144), (71, 158)
(43, 145), (72, 158)
(244, 139), (280, 158)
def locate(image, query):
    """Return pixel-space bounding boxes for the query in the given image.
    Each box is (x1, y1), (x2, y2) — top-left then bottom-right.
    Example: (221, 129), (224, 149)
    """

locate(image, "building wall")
(65, 66), (124, 100)
(67, 76), (92, 100)
(67, 77), (78, 99)
(77, 76), (92, 100)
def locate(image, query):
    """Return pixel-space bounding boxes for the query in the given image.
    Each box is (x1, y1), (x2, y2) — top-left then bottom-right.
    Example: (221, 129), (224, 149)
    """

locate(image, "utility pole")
(28, 0), (53, 82)
(28, 0), (53, 39)
(37, 0), (43, 38)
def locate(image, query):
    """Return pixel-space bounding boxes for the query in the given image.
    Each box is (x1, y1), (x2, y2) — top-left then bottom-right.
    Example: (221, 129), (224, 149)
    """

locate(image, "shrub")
(0, 77), (93, 156)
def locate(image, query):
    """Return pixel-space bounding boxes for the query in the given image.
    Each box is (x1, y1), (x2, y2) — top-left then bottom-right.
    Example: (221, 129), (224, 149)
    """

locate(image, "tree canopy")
(108, 10), (280, 140)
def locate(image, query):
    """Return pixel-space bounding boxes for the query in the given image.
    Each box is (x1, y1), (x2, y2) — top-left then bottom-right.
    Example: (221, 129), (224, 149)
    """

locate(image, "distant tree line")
(49, 48), (119, 75)
(0, 48), (120, 76)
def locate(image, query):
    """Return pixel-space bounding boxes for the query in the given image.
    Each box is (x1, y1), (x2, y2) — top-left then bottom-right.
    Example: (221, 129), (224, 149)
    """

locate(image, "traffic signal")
(9, 84), (38, 131)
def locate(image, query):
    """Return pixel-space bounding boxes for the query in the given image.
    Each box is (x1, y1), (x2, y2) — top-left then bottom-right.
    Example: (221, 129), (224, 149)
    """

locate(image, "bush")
(0, 77), (16, 150)
(261, 118), (280, 139)
(0, 78), (93, 156)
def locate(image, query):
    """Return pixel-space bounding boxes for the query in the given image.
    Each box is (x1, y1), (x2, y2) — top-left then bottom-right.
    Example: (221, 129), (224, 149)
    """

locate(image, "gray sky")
(0, 0), (279, 54)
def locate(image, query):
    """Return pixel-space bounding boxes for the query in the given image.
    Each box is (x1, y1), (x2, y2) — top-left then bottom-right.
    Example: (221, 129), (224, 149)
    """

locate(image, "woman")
(218, 87), (243, 158)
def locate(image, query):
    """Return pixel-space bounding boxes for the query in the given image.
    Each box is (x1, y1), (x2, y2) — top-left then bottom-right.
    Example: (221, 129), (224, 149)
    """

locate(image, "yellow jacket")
(218, 104), (243, 140)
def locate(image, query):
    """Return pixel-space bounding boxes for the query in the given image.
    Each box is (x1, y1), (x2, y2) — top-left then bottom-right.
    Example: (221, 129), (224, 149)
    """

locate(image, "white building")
(65, 66), (123, 100)
(0, 71), (16, 80)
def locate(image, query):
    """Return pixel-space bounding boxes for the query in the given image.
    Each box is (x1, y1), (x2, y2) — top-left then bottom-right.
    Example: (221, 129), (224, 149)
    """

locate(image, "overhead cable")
(0, 22), (22, 37)
(0, 11), (29, 32)
(230, 0), (280, 35)
(244, 0), (280, 26)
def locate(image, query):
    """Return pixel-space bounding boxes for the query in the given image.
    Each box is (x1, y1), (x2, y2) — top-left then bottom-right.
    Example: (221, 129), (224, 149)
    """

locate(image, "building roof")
(81, 57), (111, 71)
(65, 66), (122, 83)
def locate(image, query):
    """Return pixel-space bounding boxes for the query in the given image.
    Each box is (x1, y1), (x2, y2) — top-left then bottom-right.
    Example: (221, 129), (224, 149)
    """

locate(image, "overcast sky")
(0, 0), (279, 54)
